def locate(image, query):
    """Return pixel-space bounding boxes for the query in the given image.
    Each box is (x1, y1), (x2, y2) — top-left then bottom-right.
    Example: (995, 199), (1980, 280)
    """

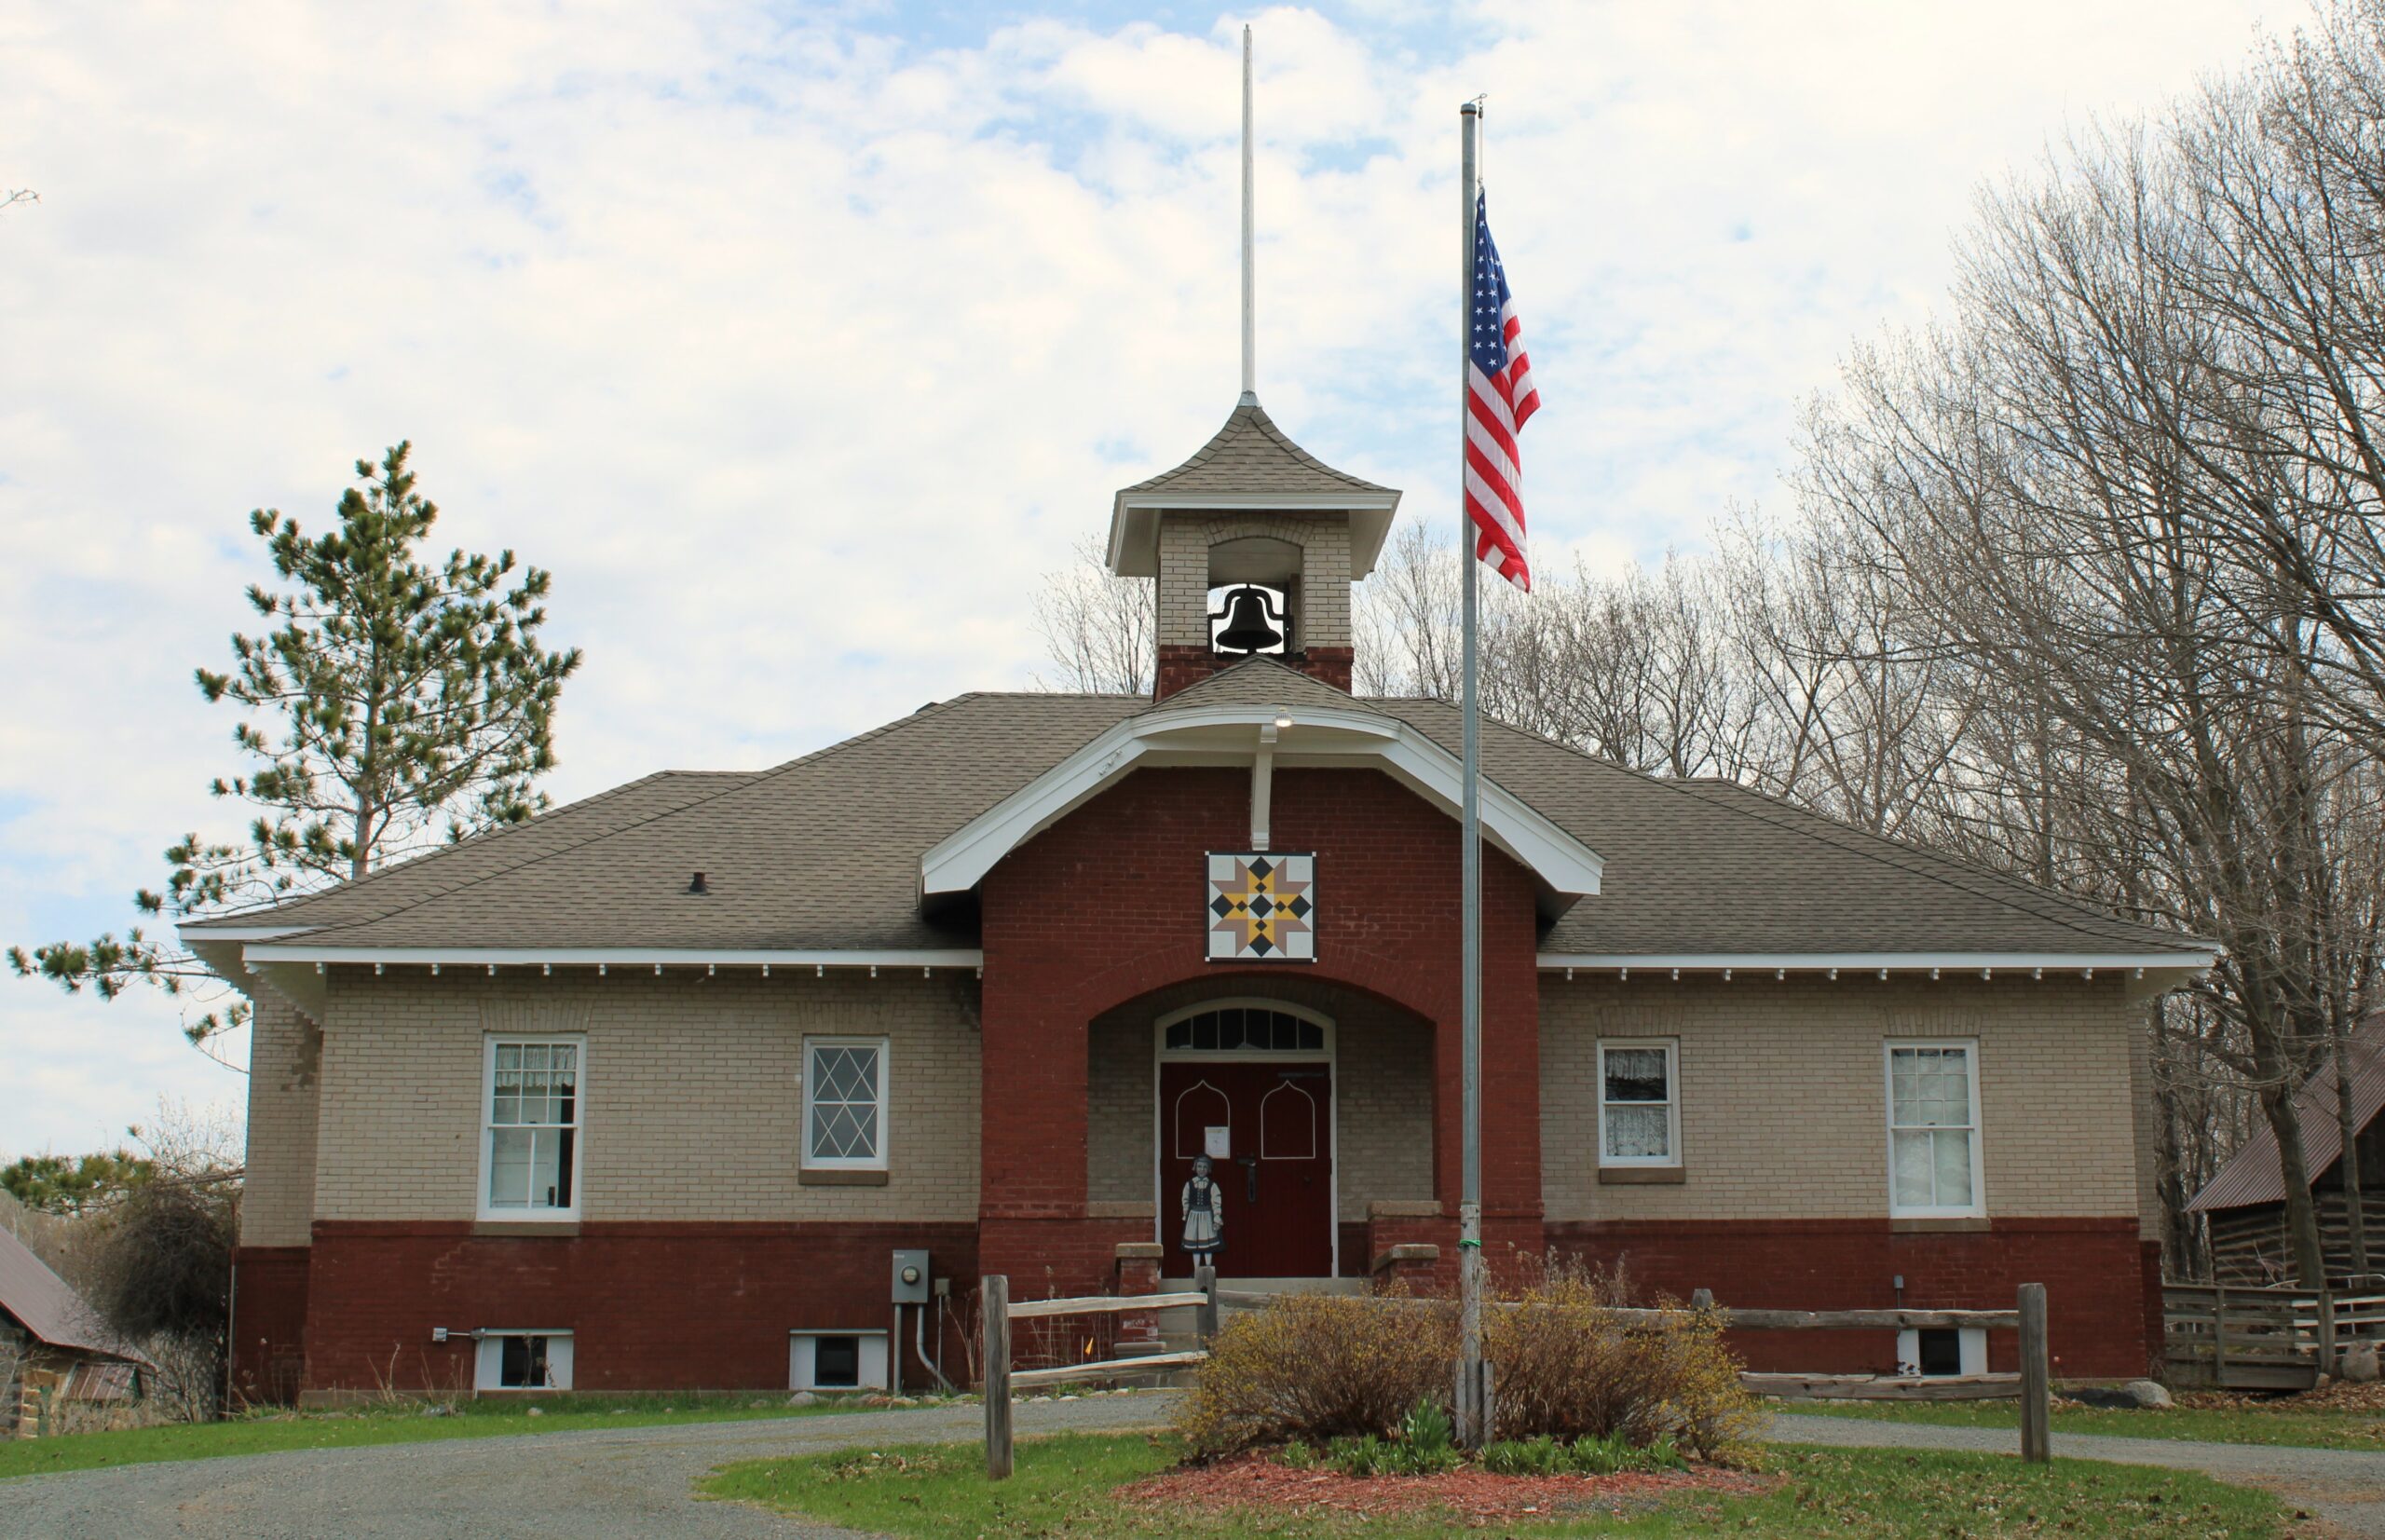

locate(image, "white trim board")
(1536, 951), (2215, 976)
(237, 945), (984, 968)
(1107, 492), (1401, 580)
(920, 702), (1602, 903)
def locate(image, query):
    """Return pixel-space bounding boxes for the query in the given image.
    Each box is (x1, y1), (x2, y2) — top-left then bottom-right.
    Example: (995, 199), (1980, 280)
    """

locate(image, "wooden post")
(2017, 1283), (2050, 1465)
(983, 1274), (1013, 1481)
(1195, 1264), (1219, 1347)
(2320, 1288), (2339, 1377)
(2213, 1279), (2228, 1382)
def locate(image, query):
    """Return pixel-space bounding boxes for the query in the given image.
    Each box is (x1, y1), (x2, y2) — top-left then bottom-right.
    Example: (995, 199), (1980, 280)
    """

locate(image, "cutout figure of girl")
(1180, 1154), (1224, 1260)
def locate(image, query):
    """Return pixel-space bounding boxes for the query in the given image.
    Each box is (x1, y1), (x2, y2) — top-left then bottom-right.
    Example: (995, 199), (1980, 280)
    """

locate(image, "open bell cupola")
(1107, 402), (1401, 700)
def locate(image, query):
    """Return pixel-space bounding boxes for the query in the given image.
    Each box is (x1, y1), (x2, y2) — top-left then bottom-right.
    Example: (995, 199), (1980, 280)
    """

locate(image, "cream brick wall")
(313, 969), (980, 1222)
(1539, 975), (2146, 1222)
(241, 992), (322, 1247)
(1085, 980), (1434, 1216)
(2127, 1003), (2163, 1242)
(1156, 513), (1355, 651)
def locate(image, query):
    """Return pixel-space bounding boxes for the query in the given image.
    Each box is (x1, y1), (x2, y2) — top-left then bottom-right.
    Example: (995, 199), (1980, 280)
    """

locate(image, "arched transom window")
(1165, 1006), (1324, 1054)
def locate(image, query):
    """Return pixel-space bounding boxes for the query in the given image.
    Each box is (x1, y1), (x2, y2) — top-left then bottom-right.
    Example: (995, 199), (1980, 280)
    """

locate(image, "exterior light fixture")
(1274, 711), (1293, 729)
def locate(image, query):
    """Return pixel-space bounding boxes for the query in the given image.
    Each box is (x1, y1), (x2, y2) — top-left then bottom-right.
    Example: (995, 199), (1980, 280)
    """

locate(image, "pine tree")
(10, 443), (582, 1050)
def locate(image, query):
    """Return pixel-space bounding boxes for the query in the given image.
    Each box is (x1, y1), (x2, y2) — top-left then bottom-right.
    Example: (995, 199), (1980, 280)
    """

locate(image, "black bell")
(1211, 585), (1286, 654)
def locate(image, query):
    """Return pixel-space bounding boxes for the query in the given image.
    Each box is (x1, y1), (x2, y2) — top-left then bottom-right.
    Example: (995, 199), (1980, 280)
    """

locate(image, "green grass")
(0, 1390), (947, 1483)
(1777, 1395), (2385, 1451)
(700, 1432), (2290, 1538)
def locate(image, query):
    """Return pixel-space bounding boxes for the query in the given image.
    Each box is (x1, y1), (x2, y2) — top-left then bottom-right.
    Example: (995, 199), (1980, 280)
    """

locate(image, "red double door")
(1158, 1060), (1334, 1278)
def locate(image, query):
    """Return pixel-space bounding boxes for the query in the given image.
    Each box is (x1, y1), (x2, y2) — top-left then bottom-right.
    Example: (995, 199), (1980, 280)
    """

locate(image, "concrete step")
(1150, 1276), (1368, 1352)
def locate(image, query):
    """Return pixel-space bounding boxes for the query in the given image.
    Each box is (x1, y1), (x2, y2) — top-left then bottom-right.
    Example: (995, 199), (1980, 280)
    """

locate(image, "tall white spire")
(1240, 23), (1256, 405)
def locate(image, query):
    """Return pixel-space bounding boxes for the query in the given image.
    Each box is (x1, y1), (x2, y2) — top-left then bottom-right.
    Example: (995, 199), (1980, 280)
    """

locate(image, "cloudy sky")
(0, 0), (2308, 1156)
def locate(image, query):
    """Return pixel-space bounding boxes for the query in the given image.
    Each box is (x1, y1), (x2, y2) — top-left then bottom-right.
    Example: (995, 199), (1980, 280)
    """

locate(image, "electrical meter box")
(891, 1248), (931, 1304)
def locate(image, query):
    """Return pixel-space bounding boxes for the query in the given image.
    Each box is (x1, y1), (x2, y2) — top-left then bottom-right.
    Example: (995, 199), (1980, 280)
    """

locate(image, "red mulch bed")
(1120, 1452), (1775, 1523)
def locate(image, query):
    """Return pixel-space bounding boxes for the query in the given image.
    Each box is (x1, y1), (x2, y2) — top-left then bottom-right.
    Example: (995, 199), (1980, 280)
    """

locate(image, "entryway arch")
(1153, 998), (1338, 1277)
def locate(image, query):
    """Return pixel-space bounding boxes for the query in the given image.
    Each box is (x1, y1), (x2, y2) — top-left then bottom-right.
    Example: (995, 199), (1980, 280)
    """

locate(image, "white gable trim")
(1106, 495), (1400, 580)
(1537, 949), (2216, 979)
(920, 702), (1602, 899)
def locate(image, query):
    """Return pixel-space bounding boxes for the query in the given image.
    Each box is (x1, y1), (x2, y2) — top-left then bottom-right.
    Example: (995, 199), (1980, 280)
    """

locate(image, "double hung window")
(482, 1039), (583, 1219)
(805, 1038), (889, 1170)
(1886, 1042), (1983, 1217)
(1597, 1039), (1680, 1166)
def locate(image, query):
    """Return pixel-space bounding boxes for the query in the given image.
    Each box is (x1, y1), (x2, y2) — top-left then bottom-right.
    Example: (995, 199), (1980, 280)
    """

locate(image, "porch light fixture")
(1274, 710), (1293, 729)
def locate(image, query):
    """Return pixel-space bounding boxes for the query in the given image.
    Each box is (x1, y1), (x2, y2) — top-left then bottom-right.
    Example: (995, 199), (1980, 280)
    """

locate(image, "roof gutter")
(1539, 949), (2217, 988)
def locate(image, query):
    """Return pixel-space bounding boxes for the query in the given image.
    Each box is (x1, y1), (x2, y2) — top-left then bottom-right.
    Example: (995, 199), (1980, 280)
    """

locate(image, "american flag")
(1464, 188), (1539, 592)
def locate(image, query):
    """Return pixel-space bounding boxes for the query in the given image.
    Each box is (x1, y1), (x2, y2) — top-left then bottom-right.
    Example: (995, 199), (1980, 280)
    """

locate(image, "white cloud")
(0, 0), (2302, 1149)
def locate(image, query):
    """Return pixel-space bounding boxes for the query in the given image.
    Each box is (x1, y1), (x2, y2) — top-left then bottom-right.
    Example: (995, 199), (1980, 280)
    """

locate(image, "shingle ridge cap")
(238, 696), (1015, 944)
(1366, 696), (2205, 951)
(1123, 401), (1390, 496)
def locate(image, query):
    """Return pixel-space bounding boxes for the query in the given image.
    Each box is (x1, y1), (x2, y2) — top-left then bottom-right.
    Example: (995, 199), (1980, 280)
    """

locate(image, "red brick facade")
(977, 764), (1543, 1295)
(230, 1245), (312, 1406)
(293, 1221), (976, 1397)
(1155, 644), (1353, 699)
(1546, 1219), (2154, 1379)
(233, 756), (2160, 1394)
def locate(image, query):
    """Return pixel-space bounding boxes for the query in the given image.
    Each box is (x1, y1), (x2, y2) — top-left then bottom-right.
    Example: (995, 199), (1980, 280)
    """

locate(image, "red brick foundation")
(1545, 1218), (2152, 1379)
(1155, 645), (1354, 700)
(230, 1245), (312, 1406)
(300, 1221), (977, 1396)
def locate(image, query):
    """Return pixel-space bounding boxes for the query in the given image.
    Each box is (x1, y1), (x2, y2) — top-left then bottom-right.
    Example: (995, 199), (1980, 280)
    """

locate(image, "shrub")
(1174, 1292), (1457, 1457)
(1484, 1260), (1758, 1460)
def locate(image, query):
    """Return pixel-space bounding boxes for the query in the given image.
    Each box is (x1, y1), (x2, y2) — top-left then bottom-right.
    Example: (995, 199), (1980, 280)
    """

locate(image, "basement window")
(789, 1330), (889, 1392)
(475, 1330), (575, 1391)
(1897, 1327), (1987, 1379)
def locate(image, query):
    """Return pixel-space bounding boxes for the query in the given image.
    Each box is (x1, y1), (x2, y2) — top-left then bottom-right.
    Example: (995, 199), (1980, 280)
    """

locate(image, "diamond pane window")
(1887, 1044), (1981, 1215)
(1165, 1009), (1324, 1053)
(1598, 1040), (1679, 1166)
(483, 1039), (581, 1216)
(806, 1039), (889, 1168)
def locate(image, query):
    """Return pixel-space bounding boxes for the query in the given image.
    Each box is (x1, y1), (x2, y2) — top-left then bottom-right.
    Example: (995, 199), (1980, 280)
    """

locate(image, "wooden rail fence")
(982, 1274), (2052, 1477)
(2162, 1281), (2385, 1390)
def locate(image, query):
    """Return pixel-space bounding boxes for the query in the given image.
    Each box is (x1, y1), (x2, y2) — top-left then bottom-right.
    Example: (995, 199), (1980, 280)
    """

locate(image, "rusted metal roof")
(2188, 1018), (2385, 1213)
(0, 1224), (139, 1361)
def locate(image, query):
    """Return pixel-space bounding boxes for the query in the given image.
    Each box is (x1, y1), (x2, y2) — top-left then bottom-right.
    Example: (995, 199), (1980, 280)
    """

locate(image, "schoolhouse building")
(186, 383), (2215, 1403)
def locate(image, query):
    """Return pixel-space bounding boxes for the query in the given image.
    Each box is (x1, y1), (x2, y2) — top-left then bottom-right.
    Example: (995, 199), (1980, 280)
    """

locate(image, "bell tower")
(1105, 26), (1402, 701)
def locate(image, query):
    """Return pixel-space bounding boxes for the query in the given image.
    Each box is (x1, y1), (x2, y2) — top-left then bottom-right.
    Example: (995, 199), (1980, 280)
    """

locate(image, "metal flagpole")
(1240, 24), (1256, 405)
(1455, 95), (1487, 1451)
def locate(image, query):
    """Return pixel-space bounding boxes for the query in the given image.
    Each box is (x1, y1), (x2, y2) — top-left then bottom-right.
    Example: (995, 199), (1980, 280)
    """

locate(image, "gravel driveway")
(0, 1395), (1173, 1540)
(10, 1396), (2384, 1538)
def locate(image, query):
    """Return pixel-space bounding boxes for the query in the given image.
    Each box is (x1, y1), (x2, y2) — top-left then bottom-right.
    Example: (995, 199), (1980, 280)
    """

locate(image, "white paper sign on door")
(1204, 1125), (1232, 1160)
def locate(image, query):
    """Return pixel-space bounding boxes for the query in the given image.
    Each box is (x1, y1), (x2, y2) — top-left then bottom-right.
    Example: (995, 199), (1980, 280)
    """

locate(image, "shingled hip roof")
(1106, 400), (1400, 579)
(187, 657), (2213, 976)
(2189, 1016), (2385, 1213)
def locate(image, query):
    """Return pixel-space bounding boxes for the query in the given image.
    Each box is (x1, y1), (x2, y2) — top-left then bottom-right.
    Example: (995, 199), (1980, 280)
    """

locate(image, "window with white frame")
(482, 1039), (582, 1218)
(805, 1038), (889, 1169)
(474, 1330), (574, 1390)
(1886, 1042), (1983, 1217)
(1597, 1039), (1680, 1166)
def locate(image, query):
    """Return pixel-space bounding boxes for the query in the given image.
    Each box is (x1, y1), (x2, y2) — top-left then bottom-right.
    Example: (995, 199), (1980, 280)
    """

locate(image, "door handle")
(1236, 1155), (1259, 1204)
